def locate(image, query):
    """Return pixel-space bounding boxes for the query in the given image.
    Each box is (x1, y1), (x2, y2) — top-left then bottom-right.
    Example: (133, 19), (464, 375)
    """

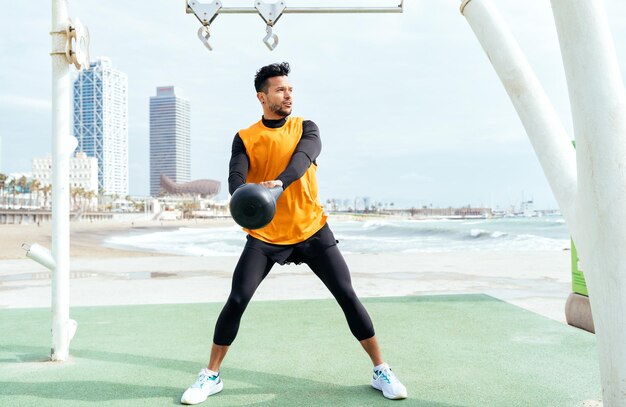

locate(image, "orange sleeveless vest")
(238, 116), (327, 244)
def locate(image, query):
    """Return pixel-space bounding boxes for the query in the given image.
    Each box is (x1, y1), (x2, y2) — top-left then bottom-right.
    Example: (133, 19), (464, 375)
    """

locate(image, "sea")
(105, 215), (571, 256)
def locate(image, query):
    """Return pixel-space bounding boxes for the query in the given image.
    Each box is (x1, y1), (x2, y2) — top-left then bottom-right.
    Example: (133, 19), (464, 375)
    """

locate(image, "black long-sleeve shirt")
(228, 117), (321, 195)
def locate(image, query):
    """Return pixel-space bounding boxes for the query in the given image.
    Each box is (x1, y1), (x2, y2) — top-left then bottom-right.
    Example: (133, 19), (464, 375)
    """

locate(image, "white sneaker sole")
(181, 380), (224, 405)
(371, 379), (408, 400)
(209, 381), (224, 397)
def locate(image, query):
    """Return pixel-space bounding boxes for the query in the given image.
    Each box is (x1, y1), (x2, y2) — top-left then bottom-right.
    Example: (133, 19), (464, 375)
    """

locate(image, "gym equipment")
(186, 1), (403, 51)
(230, 184), (283, 229)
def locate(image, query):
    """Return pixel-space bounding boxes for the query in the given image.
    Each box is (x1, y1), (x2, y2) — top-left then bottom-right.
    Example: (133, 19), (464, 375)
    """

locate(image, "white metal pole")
(459, 0), (578, 228)
(461, 0), (626, 403)
(550, 1), (626, 404)
(51, 0), (71, 361)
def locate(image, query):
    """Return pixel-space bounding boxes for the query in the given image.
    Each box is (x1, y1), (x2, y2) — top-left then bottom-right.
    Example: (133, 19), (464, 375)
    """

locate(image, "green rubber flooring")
(0, 294), (600, 406)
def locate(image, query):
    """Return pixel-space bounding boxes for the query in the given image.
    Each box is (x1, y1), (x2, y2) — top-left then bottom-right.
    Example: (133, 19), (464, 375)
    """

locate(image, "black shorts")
(244, 223), (339, 265)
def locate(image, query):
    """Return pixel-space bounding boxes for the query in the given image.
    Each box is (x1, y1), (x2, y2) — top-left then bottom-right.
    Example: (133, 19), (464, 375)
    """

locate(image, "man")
(181, 62), (407, 404)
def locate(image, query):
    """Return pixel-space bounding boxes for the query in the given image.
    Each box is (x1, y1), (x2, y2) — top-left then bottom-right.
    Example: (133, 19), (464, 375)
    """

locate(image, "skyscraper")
(73, 57), (128, 196)
(149, 86), (191, 197)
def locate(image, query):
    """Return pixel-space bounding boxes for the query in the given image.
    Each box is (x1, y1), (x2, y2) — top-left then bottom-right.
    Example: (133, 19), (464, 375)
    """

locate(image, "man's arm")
(275, 120), (321, 190)
(228, 133), (249, 195)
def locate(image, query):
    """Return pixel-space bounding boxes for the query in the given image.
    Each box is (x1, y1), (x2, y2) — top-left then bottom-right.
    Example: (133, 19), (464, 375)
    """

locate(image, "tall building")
(33, 152), (98, 192)
(73, 57), (128, 195)
(149, 86), (191, 197)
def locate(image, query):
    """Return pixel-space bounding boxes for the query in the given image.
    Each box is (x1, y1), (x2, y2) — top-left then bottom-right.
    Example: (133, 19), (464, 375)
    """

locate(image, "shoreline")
(0, 218), (238, 260)
(1, 214), (569, 260)
(0, 216), (575, 324)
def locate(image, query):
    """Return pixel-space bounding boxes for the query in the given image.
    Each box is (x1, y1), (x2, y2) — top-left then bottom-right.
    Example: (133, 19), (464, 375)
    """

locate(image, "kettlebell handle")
(268, 185), (283, 201)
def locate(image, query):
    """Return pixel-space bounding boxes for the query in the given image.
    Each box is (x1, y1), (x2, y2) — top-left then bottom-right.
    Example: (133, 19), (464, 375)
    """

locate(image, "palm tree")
(17, 176), (27, 208)
(111, 194), (119, 211)
(0, 173), (7, 207)
(17, 176), (28, 190)
(83, 190), (96, 211)
(125, 195), (134, 212)
(98, 189), (106, 211)
(41, 185), (52, 209)
(70, 187), (85, 211)
(78, 187), (87, 211)
(134, 200), (145, 212)
(8, 179), (16, 208)
(29, 179), (41, 208)
(178, 200), (197, 219)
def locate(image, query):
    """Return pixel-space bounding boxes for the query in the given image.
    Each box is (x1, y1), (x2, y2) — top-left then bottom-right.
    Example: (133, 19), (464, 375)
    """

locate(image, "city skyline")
(1, 1), (626, 209)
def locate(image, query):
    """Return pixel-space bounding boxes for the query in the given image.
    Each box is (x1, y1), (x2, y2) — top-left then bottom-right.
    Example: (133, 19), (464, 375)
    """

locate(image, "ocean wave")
(469, 229), (488, 238)
(104, 226), (245, 257)
(467, 229), (509, 239)
(104, 217), (571, 256)
(361, 220), (392, 229)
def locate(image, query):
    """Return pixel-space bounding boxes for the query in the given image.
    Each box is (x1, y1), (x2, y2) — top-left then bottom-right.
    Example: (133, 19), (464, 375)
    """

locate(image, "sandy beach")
(0, 217), (573, 324)
(0, 218), (237, 259)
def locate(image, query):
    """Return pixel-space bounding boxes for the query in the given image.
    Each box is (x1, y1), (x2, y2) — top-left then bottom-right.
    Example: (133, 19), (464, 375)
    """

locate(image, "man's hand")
(259, 180), (283, 189)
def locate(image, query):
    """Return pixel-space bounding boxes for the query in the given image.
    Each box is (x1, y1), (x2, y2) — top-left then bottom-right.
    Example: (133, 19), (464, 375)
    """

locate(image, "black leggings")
(213, 244), (375, 345)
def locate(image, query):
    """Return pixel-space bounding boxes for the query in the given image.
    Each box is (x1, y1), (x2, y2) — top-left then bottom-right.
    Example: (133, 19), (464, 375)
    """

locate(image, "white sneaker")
(181, 368), (224, 405)
(371, 363), (408, 400)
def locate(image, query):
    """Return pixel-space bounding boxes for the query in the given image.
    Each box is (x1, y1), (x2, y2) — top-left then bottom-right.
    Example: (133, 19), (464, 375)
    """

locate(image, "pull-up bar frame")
(213, 6), (404, 14)
(186, 0), (404, 50)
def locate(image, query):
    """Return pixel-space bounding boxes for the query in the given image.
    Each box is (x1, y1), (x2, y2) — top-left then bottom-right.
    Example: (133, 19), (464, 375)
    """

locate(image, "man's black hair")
(254, 62), (290, 93)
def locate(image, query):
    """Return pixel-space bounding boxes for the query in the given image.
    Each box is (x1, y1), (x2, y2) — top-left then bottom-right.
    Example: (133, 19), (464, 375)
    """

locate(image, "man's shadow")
(0, 344), (461, 406)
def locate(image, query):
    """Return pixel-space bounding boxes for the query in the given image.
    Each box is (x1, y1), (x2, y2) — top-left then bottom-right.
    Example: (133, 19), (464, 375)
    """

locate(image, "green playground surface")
(0, 294), (600, 406)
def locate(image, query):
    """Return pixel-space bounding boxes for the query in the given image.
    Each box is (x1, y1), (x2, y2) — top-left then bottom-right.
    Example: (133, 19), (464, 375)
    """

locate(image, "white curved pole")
(551, 1), (626, 404)
(461, 0), (626, 404)
(459, 0), (577, 230)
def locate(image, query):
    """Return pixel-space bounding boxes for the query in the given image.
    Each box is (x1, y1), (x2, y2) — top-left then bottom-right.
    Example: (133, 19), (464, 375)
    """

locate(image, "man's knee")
(225, 293), (251, 315)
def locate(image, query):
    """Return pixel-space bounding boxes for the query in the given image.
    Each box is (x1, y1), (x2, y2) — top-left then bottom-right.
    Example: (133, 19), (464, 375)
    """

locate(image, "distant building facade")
(32, 152), (98, 192)
(73, 57), (128, 195)
(149, 86), (191, 197)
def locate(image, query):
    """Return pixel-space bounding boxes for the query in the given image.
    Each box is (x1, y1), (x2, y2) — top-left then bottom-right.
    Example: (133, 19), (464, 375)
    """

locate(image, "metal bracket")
(60, 19), (74, 64)
(70, 18), (90, 70)
(187, 0), (222, 25)
(61, 18), (90, 70)
(255, 0), (286, 26)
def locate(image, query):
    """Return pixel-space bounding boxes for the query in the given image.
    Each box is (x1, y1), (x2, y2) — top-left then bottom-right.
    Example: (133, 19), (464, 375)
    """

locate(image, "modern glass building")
(73, 57), (128, 195)
(149, 86), (191, 197)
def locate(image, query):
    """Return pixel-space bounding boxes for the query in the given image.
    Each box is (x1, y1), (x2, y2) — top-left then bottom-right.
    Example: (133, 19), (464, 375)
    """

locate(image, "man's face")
(259, 76), (293, 118)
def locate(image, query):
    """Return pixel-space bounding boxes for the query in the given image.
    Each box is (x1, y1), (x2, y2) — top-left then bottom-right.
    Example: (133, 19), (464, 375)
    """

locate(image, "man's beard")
(268, 102), (291, 117)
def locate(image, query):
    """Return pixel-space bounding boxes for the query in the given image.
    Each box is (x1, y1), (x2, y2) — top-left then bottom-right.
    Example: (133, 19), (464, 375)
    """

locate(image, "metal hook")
(197, 25), (213, 51)
(263, 25), (279, 51)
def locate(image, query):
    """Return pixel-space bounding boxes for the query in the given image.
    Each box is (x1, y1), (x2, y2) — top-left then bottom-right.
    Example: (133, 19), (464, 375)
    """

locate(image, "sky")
(1, 0), (625, 210)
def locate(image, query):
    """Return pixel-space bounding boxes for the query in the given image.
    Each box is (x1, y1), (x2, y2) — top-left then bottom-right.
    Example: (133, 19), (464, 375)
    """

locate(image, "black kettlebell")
(229, 184), (284, 229)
